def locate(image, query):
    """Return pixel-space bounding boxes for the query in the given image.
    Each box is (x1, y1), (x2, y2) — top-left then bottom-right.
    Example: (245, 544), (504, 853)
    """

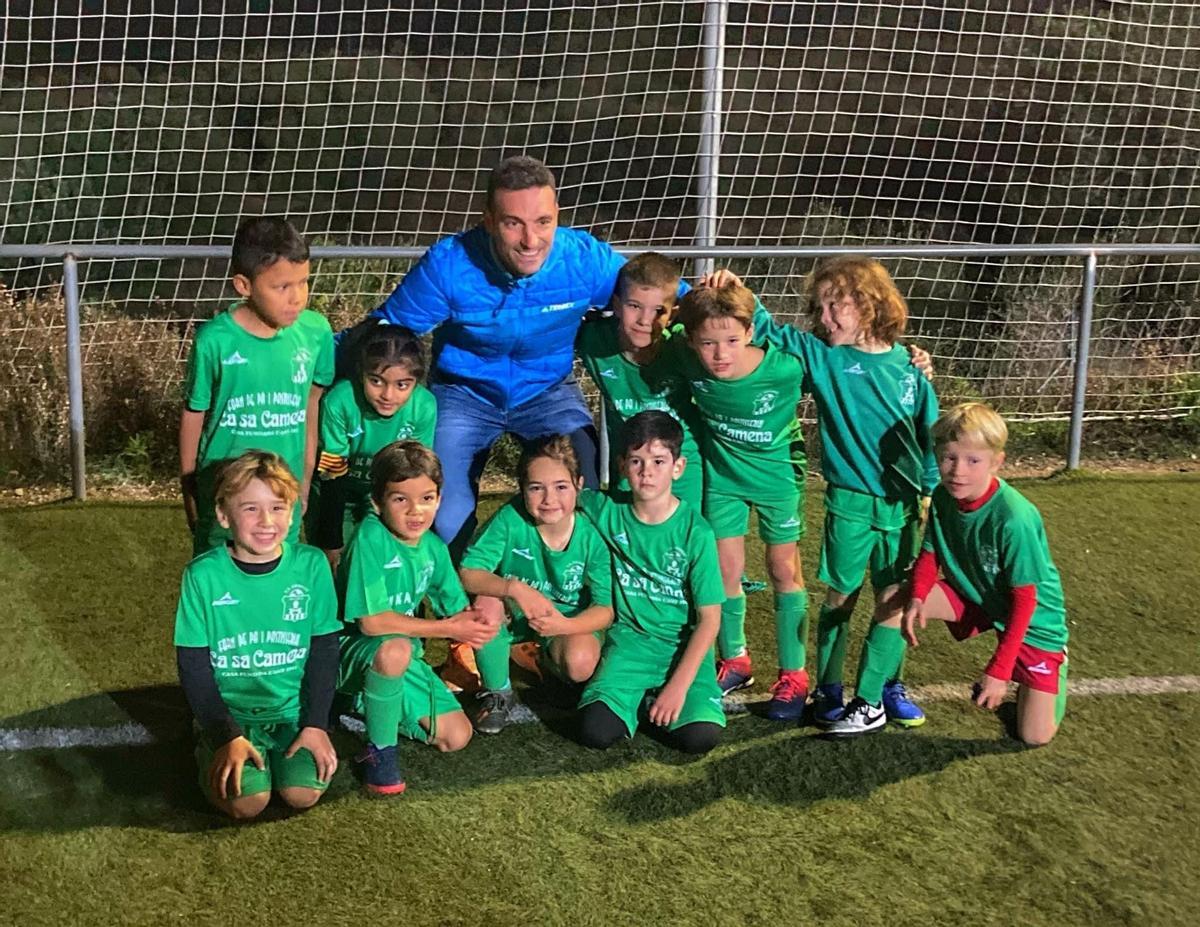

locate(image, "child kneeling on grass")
(174, 450), (341, 820)
(892, 402), (1069, 746)
(576, 410), (726, 755)
(336, 440), (499, 795)
(459, 435), (614, 734)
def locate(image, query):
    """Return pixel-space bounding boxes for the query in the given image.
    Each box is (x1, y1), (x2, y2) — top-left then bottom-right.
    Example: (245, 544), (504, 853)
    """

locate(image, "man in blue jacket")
(370, 156), (626, 556)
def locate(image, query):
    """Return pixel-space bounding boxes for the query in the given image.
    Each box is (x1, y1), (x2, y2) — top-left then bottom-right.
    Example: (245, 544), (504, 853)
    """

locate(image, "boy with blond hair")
(180, 217), (334, 555)
(174, 451), (340, 820)
(886, 403), (1069, 745)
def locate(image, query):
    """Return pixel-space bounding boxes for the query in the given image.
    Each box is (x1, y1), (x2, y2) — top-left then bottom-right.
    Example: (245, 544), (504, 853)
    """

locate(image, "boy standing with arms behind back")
(180, 217), (334, 555)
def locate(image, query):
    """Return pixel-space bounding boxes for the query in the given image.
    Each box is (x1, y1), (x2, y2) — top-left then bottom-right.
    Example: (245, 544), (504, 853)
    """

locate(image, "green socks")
(364, 667), (406, 748)
(475, 623), (514, 692)
(774, 589), (809, 671)
(718, 594), (748, 659)
(855, 624), (907, 705)
(816, 603), (854, 686)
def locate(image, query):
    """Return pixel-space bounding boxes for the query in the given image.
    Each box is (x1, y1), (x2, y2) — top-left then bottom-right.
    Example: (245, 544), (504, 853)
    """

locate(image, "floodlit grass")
(1, 475), (1198, 926)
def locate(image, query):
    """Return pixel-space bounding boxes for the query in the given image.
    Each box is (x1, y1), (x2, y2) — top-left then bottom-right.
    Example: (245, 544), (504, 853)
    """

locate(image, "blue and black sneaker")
(882, 680), (926, 728)
(357, 742), (406, 796)
(810, 682), (845, 728)
(764, 669), (809, 721)
(716, 654), (754, 696)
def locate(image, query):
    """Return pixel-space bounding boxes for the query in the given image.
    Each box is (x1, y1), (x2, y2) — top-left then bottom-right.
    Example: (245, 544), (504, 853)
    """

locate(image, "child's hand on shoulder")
(972, 673), (1009, 711)
(286, 727), (338, 782)
(210, 735), (265, 800)
(907, 344), (935, 380)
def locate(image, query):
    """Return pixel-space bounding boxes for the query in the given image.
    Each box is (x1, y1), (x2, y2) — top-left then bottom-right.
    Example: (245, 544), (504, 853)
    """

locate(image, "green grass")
(1, 475), (1198, 926)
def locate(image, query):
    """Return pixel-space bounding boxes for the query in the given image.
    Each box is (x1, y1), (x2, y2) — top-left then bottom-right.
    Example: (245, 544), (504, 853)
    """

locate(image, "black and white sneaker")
(470, 687), (515, 735)
(825, 696), (887, 737)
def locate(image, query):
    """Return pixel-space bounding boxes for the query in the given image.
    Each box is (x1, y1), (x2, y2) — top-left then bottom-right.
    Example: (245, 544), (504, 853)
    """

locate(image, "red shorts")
(934, 580), (1067, 694)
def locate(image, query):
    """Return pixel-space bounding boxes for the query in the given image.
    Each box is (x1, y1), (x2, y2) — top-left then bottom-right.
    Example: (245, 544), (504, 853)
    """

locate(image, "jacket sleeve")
(587, 235), (628, 308)
(371, 248), (451, 335)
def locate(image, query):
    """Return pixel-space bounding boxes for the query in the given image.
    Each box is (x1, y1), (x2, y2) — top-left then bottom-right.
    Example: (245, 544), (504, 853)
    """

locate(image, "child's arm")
(459, 569), (560, 622)
(528, 602), (614, 638)
(357, 607), (497, 648)
(301, 384), (325, 512)
(974, 586), (1038, 709)
(902, 546), (941, 646)
(648, 603), (720, 726)
(284, 630), (341, 782)
(178, 409), (205, 530)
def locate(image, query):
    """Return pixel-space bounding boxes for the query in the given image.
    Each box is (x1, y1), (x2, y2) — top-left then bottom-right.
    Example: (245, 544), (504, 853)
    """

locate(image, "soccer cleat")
(810, 683), (846, 728)
(438, 641), (482, 695)
(765, 668), (810, 721)
(825, 696), (887, 737)
(716, 653), (755, 696)
(470, 687), (516, 735)
(882, 680), (927, 728)
(740, 574), (769, 595)
(357, 742), (406, 795)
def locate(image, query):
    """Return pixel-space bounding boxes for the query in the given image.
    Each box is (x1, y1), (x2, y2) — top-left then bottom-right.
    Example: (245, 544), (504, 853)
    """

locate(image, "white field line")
(2, 674), (1199, 752)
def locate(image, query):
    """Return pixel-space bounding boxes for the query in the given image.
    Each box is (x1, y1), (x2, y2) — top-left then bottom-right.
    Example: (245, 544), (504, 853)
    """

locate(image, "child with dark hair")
(308, 320), (436, 570)
(576, 411), (726, 755)
(180, 216), (334, 555)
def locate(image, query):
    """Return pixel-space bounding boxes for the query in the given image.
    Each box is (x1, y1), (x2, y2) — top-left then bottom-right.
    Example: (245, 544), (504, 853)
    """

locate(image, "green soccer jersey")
(317, 378), (437, 524)
(679, 342), (807, 498)
(337, 512), (469, 660)
(173, 542), (340, 725)
(924, 480), (1069, 652)
(461, 497), (613, 619)
(577, 317), (704, 475)
(577, 489), (725, 647)
(184, 307), (335, 483)
(757, 323), (939, 505)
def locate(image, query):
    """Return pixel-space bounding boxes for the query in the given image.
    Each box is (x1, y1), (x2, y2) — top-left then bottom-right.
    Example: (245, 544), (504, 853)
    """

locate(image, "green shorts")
(704, 482), (806, 545)
(579, 624), (726, 736)
(338, 633), (462, 743)
(818, 509), (923, 595)
(195, 721), (327, 801)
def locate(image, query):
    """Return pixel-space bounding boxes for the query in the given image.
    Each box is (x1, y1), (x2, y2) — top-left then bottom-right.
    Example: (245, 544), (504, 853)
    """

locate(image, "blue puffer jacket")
(373, 225), (626, 409)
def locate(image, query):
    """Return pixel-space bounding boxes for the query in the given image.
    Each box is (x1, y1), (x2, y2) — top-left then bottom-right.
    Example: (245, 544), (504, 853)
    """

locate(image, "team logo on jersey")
(561, 561), (586, 594)
(212, 591), (240, 607)
(292, 347), (312, 385)
(691, 380), (709, 393)
(512, 547), (534, 561)
(661, 547), (688, 581)
(752, 389), (780, 416)
(281, 584), (310, 622)
(396, 423), (415, 439)
(599, 367), (618, 380)
(416, 561), (435, 594)
(347, 426), (364, 439)
(221, 351), (249, 366)
(613, 531), (629, 546)
(384, 554), (404, 569)
(899, 373), (916, 412)
(844, 362), (865, 375)
(980, 544), (1000, 577)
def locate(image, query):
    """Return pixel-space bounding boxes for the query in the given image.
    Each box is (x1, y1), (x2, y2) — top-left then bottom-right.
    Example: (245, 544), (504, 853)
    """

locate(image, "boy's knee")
(824, 588), (858, 612)
(578, 701), (626, 750)
(215, 791), (270, 821)
(1018, 722), (1058, 748)
(278, 786), (323, 810)
(563, 643), (600, 684)
(766, 548), (800, 587)
(671, 722), (721, 755)
(372, 637), (412, 676)
(431, 712), (472, 752)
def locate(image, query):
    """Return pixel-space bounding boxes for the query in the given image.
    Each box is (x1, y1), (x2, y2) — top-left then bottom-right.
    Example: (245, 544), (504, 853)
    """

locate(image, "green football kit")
(576, 489), (727, 736)
(337, 513), (469, 747)
(183, 306), (335, 554)
(577, 317), (705, 510)
(174, 542), (340, 797)
(461, 498), (613, 690)
(307, 378), (437, 547)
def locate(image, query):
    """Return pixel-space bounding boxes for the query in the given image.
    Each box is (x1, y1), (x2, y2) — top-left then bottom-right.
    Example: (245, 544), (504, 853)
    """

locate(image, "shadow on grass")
(604, 727), (1027, 824)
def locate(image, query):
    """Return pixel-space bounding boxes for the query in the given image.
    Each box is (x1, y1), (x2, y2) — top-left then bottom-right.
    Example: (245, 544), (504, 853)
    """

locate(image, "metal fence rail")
(1, 241), (1198, 501)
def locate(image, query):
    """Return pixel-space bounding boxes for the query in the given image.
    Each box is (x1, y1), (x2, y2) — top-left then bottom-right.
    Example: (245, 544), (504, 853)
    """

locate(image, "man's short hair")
(486, 155), (557, 209)
(214, 450), (300, 510)
(370, 440), (444, 504)
(620, 410), (684, 461)
(932, 402), (1008, 453)
(231, 216), (310, 280)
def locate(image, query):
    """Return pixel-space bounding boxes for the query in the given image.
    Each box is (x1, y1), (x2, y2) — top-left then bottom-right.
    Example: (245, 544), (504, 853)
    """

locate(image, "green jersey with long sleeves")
(577, 489), (725, 647)
(316, 378), (437, 524)
(924, 480), (1068, 652)
(337, 513), (469, 660)
(173, 542), (340, 725)
(757, 323), (939, 505)
(461, 498), (613, 619)
(679, 342), (807, 498)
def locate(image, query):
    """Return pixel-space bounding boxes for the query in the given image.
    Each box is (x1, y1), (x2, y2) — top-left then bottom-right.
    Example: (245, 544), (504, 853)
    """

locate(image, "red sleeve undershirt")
(986, 585), (1038, 681)
(910, 548), (939, 601)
